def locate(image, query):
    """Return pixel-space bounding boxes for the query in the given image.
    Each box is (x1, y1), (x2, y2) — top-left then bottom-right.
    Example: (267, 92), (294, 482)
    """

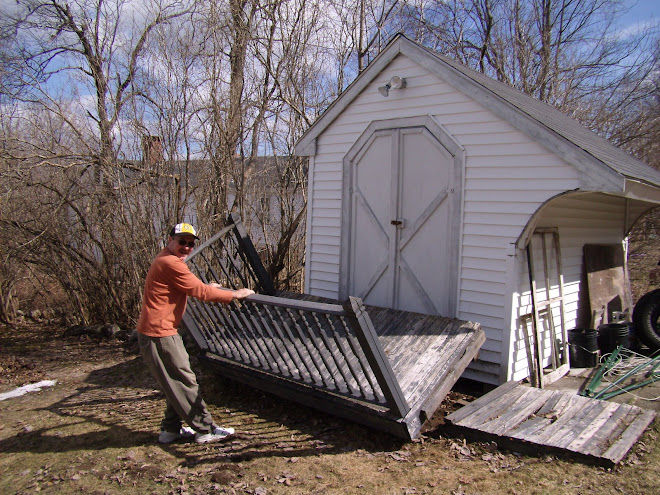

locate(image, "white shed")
(295, 34), (660, 386)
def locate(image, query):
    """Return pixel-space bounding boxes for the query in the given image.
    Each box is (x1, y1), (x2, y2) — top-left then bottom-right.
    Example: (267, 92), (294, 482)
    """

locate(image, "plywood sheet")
(584, 244), (632, 327)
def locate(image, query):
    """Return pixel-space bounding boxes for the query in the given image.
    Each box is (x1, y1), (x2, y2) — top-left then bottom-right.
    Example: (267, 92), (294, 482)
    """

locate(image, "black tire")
(632, 289), (660, 351)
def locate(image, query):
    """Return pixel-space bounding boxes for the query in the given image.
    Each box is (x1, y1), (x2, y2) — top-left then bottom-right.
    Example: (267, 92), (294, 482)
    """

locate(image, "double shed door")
(343, 117), (463, 317)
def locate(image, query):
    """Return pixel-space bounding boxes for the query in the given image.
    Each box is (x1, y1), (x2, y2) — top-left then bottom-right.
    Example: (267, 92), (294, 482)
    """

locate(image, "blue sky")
(618, 0), (658, 32)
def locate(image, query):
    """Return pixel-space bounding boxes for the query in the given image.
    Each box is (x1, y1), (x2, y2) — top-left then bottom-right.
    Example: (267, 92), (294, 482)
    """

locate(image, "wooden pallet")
(445, 381), (656, 465)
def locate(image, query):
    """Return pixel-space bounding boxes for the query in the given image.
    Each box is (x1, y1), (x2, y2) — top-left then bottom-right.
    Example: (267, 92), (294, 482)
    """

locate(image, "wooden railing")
(182, 214), (410, 419)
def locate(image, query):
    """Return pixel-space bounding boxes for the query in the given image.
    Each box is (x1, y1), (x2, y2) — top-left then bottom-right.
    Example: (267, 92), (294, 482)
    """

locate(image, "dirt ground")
(0, 323), (658, 495)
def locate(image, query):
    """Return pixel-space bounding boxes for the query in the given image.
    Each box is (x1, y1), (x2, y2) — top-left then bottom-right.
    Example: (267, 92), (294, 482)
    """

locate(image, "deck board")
(359, 307), (482, 415)
(602, 409), (657, 461)
(446, 383), (656, 464)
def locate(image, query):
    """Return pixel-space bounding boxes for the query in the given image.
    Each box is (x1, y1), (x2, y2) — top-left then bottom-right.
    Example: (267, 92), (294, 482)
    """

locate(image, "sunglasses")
(178, 239), (195, 248)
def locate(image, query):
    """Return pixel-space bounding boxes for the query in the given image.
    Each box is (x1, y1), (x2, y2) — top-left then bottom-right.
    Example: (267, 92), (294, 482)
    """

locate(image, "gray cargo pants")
(138, 332), (215, 434)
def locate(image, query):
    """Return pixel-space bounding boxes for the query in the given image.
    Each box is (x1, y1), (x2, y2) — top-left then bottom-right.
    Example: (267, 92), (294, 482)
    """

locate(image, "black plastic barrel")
(568, 328), (599, 368)
(597, 323), (631, 355)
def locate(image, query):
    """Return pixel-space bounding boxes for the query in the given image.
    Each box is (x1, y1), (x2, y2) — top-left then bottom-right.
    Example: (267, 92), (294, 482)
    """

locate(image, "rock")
(102, 324), (120, 339)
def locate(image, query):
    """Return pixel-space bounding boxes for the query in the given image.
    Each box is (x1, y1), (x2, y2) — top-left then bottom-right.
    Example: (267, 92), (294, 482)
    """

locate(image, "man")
(137, 222), (254, 444)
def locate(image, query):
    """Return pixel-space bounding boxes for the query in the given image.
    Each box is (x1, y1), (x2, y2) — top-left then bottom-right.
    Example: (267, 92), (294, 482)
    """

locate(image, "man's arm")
(164, 257), (252, 304)
(208, 284), (254, 300)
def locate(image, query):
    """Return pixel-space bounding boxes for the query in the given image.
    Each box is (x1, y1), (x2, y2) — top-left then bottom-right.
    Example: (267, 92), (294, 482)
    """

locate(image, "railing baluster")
(198, 249), (237, 290)
(221, 301), (271, 369)
(187, 298), (231, 355)
(337, 315), (385, 403)
(319, 312), (373, 400)
(284, 308), (332, 389)
(297, 310), (339, 390)
(181, 215), (408, 412)
(205, 303), (252, 363)
(184, 300), (220, 353)
(344, 298), (409, 417)
(191, 300), (237, 357)
(306, 312), (353, 395)
(239, 302), (290, 375)
(189, 266), (256, 364)
(210, 241), (248, 289)
(244, 301), (299, 378)
(230, 303), (282, 373)
(266, 305), (315, 383)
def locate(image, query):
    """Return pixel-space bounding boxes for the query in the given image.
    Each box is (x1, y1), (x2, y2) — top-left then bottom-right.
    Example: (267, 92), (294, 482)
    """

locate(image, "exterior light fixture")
(378, 76), (407, 97)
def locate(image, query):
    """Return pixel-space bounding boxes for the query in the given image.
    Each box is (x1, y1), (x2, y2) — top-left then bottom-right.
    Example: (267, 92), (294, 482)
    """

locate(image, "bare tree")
(405, 1), (640, 102)
(399, 0), (659, 159)
(0, 0), (193, 325)
(0, 0), (337, 324)
(4, 0), (653, 328)
(595, 36), (660, 168)
(315, 0), (406, 84)
(184, 0), (325, 287)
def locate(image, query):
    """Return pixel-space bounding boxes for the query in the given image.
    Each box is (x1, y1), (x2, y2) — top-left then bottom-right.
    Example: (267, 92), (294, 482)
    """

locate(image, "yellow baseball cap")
(170, 223), (199, 239)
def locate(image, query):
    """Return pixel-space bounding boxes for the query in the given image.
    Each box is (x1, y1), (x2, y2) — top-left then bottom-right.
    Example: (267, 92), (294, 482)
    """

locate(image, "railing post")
(343, 296), (410, 418)
(227, 213), (276, 295)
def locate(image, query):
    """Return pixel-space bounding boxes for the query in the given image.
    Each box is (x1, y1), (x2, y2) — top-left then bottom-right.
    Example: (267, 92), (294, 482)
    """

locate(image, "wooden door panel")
(396, 257), (439, 314)
(395, 129), (454, 315)
(350, 132), (393, 305)
(353, 189), (390, 301)
(398, 201), (451, 314)
(398, 129), (451, 228)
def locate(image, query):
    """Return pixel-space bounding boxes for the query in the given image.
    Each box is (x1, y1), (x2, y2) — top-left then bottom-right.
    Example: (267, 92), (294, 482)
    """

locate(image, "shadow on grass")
(0, 354), (406, 463)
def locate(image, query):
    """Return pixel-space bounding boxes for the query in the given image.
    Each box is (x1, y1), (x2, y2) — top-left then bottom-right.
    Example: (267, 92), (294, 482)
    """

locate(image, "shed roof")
(295, 34), (660, 199)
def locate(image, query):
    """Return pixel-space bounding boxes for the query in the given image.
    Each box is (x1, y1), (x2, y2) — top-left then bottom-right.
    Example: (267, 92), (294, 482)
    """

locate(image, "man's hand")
(232, 288), (255, 300)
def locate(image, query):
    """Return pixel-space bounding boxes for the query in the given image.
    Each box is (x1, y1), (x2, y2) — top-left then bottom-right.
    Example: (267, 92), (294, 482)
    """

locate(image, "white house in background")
(294, 34), (660, 386)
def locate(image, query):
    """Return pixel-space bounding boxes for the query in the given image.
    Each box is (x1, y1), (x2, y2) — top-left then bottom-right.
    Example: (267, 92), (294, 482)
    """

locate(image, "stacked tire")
(632, 289), (660, 351)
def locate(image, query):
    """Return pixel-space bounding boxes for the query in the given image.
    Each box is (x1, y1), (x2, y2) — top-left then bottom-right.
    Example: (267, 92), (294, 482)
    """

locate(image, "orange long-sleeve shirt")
(137, 248), (233, 337)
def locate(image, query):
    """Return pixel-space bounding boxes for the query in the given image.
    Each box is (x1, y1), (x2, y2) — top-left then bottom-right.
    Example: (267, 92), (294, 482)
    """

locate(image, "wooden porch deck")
(182, 214), (485, 439)
(194, 293), (485, 439)
(372, 309), (485, 421)
(445, 381), (656, 465)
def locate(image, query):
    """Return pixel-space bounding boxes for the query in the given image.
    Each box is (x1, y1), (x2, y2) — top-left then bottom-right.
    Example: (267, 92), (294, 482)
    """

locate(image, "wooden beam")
(343, 297), (410, 418)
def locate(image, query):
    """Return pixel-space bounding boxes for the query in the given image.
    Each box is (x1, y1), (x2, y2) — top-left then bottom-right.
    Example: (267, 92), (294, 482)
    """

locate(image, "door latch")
(391, 219), (405, 228)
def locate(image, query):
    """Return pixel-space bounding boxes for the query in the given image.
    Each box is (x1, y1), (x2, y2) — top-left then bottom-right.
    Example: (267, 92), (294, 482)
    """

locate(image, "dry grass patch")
(0, 323), (658, 495)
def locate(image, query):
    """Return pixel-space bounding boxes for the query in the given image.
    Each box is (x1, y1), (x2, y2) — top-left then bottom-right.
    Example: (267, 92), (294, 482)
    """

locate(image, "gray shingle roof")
(412, 37), (660, 187)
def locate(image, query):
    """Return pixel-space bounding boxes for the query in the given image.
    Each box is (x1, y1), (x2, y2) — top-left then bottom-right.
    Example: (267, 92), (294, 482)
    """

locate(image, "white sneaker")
(158, 426), (195, 444)
(194, 426), (235, 444)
